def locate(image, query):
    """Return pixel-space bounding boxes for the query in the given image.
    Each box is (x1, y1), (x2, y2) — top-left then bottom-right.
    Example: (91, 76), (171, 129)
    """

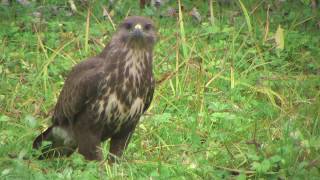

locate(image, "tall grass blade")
(238, 0), (252, 34)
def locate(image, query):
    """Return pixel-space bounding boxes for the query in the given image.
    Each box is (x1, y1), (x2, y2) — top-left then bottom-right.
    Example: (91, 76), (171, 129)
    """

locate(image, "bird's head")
(115, 16), (157, 50)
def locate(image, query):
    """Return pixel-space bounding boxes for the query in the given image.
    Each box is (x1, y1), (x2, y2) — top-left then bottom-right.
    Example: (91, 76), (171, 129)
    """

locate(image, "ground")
(0, 0), (319, 179)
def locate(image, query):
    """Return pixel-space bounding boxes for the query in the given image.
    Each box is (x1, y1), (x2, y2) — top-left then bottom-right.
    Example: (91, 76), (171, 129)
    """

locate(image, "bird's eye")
(144, 23), (152, 31)
(124, 22), (133, 30)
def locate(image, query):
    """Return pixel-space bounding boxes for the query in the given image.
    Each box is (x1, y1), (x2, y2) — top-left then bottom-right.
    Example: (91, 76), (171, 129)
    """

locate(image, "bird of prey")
(33, 16), (157, 163)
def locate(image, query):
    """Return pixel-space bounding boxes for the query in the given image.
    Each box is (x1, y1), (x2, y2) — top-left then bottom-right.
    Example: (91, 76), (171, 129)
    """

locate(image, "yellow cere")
(134, 24), (142, 30)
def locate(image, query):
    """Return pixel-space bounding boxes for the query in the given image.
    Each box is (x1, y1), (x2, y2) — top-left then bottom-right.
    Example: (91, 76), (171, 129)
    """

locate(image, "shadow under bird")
(33, 16), (157, 163)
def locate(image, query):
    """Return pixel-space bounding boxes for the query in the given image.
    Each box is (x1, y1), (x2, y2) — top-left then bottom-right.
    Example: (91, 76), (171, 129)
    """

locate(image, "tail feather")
(33, 126), (77, 159)
(33, 126), (54, 149)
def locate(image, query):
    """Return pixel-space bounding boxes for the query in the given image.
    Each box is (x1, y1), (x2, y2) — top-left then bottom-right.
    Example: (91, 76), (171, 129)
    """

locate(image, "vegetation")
(0, 0), (319, 179)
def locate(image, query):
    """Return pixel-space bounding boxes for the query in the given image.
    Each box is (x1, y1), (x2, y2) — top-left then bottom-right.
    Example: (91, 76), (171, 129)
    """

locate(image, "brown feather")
(33, 16), (157, 163)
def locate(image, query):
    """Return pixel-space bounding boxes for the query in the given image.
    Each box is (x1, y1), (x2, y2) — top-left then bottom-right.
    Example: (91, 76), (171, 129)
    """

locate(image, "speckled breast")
(91, 49), (153, 134)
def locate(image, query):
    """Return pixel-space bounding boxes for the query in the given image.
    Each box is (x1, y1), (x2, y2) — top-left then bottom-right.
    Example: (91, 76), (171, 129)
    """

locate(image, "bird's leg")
(108, 131), (133, 164)
(76, 131), (103, 161)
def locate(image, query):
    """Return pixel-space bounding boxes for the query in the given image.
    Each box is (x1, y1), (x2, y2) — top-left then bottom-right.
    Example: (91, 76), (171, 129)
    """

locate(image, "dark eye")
(144, 23), (152, 31)
(124, 22), (133, 30)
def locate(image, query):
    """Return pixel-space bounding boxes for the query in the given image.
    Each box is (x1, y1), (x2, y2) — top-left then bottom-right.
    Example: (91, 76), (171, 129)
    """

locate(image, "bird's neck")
(101, 41), (152, 60)
(121, 48), (153, 79)
(100, 43), (153, 83)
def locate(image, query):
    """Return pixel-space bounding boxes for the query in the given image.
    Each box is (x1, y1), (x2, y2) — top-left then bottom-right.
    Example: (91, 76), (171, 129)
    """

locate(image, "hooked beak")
(132, 24), (143, 38)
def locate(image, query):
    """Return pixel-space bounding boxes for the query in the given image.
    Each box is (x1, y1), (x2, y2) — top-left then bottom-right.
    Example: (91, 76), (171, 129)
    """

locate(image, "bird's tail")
(33, 126), (77, 159)
(33, 126), (53, 149)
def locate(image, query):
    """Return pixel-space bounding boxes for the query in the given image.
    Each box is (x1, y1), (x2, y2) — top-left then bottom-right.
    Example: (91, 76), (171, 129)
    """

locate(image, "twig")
(103, 6), (116, 30)
(263, 4), (270, 42)
(85, 7), (91, 53)
(209, 0), (214, 25)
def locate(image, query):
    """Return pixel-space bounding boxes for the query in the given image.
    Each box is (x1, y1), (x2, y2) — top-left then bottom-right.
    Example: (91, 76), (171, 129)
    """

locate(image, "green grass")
(1, 0), (320, 179)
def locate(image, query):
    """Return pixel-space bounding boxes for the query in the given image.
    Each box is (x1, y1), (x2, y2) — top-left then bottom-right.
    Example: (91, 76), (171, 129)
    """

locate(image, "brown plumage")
(33, 16), (157, 163)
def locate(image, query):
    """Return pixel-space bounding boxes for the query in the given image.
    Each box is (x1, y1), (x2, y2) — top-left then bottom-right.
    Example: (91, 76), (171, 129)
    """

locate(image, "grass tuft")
(0, 0), (319, 179)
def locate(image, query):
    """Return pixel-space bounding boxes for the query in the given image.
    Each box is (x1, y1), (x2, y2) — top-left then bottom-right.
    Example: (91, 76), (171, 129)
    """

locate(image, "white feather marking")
(129, 97), (144, 117)
(98, 100), (105, 114)
(127, 91), (132, 102)
(104, 93), (126, 123)
(123, 50), (146, 86)
(105, 93), (117, 117)
(52, 127), (74, 145)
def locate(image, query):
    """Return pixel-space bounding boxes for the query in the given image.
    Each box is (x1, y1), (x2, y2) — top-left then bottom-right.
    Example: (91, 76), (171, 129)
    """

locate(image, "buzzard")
(33, 16), (157, 163)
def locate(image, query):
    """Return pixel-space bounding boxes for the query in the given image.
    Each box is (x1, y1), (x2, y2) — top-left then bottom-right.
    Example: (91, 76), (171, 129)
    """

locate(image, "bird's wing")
(52, 57), (105, 125)
(143, 80), (155, 113)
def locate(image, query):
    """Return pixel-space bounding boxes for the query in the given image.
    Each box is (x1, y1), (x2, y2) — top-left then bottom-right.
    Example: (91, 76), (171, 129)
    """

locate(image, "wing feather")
(143, 81), (155, 113)
(52, 57), (105, 125)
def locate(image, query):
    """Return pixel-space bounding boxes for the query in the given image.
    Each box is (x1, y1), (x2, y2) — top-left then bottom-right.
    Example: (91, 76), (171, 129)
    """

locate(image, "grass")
(0, 0), (320, 179)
